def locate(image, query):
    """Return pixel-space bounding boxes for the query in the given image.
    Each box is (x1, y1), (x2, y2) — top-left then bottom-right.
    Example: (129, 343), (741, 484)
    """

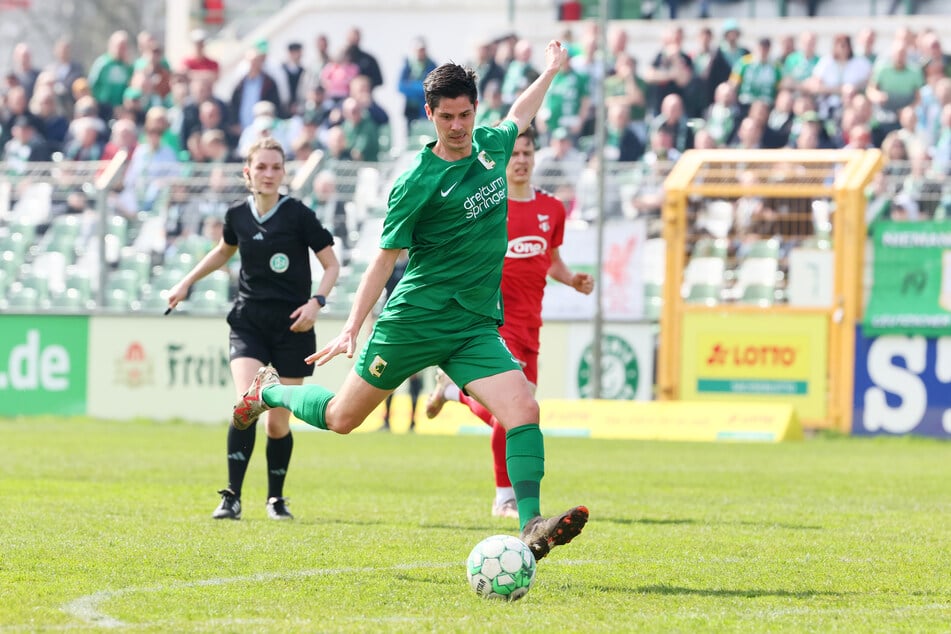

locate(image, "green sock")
(262, 384), (334, 430)
(506, 424), (545, 532)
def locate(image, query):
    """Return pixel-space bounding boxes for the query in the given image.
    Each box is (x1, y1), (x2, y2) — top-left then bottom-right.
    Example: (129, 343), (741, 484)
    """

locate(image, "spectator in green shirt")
(87, 30), (133, 118)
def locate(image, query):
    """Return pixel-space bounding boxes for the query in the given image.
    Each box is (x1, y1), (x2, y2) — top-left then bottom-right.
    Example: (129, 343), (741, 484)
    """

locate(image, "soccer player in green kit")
(232, 39), (587, 561)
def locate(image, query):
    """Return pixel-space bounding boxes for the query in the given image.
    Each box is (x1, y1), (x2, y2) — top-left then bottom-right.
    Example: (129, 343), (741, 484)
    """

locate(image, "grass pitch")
(1, 418), (949, 633)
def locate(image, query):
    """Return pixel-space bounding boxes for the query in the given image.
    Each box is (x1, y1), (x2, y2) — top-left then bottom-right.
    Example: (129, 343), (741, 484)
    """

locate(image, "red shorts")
(499, 323), (540, 385)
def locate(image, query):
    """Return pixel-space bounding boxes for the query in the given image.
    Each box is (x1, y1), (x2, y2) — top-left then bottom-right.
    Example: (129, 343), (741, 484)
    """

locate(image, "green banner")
(864, 221), (951, 336)
(0, 315), (88, 415)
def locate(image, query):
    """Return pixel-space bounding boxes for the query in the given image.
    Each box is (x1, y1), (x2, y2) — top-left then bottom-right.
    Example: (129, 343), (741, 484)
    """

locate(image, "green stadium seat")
(693, 237), (729, 259)
(746, 238), (781, 259)
(137, 290), (171, 314)
(1, 231), (29, 264)
(64, 267), (94, 301)
(686, 283), (721, 306)
(118, 251), (152, 287)
(104, 287), (133, 311)
(107, 269), (141, 299)
(187, 289), (227, 315)
(48, 288), (86, 312)
(5, 283), (39, 311)
(193, 269), (230, 298)
(739, 283), (776, 307)
(644, 281), (663, 321)
(9, 217), (38, 242)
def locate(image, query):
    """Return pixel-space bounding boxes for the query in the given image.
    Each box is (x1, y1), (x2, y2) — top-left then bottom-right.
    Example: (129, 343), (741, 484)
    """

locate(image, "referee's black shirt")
(224, 195), (334, 304)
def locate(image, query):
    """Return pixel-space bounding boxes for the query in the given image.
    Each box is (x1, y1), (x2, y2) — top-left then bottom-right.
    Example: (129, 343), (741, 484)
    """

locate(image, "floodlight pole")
(590, 0), (609, 399)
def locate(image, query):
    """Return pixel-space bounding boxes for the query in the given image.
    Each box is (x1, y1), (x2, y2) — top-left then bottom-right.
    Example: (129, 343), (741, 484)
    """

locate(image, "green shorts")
(354, 301), (521, 391)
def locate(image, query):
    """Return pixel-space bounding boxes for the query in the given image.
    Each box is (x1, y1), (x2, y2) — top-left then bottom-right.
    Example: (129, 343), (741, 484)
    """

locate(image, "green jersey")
(380, 119), (518, 322)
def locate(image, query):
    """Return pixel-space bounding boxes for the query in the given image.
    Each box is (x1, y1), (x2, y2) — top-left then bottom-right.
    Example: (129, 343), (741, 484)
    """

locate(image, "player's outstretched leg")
(425, 367), (452, 419)
(520, 506), (589, 562)
(233, 365), (280, 429)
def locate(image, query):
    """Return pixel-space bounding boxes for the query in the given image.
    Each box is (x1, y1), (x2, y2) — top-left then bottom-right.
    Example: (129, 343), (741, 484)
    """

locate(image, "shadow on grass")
(597, 584), (847, 599)
(598, 516), (822, 531)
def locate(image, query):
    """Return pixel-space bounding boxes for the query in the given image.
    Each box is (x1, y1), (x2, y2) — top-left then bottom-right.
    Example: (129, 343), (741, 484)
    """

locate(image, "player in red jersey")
(425, 126), (595, 519)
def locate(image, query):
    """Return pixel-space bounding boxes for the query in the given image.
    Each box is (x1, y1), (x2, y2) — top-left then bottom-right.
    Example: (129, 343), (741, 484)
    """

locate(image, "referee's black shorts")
(227, 299), (316, 378)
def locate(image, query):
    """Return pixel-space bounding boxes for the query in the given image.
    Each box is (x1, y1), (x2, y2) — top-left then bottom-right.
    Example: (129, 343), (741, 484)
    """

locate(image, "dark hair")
(517, 126), (537, 147)
(423, 63), (478, 112)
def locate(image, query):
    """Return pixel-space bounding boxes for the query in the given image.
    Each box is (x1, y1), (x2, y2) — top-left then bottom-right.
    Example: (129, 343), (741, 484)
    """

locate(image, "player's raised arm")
(504, 40), (568, 134)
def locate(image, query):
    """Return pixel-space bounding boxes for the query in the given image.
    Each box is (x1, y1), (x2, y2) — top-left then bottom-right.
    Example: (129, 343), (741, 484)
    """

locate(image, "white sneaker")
(491, 498), (519, 519)
(425, 368), (452, 419)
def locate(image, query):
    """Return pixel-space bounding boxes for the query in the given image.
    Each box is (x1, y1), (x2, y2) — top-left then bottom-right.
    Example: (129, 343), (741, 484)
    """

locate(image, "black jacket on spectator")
(347, 45), (383, 89)
(229, 72), (282, 127)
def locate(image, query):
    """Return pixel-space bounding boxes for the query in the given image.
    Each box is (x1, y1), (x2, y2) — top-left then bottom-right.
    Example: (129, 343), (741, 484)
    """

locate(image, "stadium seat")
(739, 284), (775, 307)
(118, 250), (152, 287)
(186, 289), (227, 315)
(18, 269), (50, 301)
(0, 268), (9, 296)
(193, 269), (231, 298)
(137, 291), (171, 314)
(104, 287), (134, 311)
(406, 119), (436, 150)
(686, 283), (721, 306)
(643, 281), (663, 320)
(8, 218), (37, 243)
(107, 269), (141, 299)
(800, 236), (832, 250)
(692, 237), (729, 259)
(147, 267), (186, 297)
(746, 238), (781, 259)
(5, 283), (40, 312)
(48, 288), (86, 312)
(64, 266), (94, 302)
(1, 231), (29, 264)
(31, 251), (68, 296)
(108, 215), (129, 246)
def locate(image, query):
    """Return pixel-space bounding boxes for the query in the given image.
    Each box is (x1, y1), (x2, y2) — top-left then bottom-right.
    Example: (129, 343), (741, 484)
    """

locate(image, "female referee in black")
(167, 137), (340, 520)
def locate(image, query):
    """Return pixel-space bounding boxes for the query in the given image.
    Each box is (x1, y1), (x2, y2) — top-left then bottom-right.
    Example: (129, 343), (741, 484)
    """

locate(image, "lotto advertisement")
(853, 327), (951, 438)
(679, 312), (829, 424)
(863, 221), (951, 337)
(0, 315), (88, 416)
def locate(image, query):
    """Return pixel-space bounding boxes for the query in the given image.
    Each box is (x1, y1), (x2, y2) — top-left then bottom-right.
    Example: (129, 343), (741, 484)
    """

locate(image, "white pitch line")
(61, 559), (604, 628)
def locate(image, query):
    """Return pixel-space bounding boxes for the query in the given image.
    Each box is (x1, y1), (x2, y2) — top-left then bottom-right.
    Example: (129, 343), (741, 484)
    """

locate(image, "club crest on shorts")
(369, 354), (388, 377)
(477, 150), (496, 170)
(269, 253), (289, 273)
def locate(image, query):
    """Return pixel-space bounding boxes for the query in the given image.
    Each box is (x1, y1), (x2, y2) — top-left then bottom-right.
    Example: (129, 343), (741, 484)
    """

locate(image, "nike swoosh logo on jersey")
(441, 182), (460, 197)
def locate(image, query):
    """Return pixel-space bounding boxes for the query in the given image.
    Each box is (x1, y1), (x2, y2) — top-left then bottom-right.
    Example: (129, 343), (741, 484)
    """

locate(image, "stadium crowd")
(1, 18), (949, 295)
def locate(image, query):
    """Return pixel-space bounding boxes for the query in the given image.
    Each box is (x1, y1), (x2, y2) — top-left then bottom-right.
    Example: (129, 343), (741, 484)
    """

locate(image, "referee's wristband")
(311, 294), (326, 307)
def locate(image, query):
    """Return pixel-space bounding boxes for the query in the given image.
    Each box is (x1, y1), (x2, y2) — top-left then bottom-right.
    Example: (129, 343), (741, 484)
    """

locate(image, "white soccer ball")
(466, 534), (537, 601)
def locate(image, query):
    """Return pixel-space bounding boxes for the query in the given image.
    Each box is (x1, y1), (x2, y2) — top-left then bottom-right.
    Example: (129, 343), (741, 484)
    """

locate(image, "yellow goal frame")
(658, 149), (883, 431)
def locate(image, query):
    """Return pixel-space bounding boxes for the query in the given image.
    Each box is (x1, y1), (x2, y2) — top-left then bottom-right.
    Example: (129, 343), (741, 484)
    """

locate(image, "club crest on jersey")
(477, 150), (495, 170)
(537, 214), (550, 232)
(369, 354), (388, 378)
(269, 253), (289, 273)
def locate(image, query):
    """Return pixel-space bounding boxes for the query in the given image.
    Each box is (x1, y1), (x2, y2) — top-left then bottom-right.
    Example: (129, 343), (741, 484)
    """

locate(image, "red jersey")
(502, 188), (566, 329)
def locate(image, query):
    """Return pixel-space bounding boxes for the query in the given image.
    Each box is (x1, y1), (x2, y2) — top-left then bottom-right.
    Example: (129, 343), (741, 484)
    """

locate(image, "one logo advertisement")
(269, 253), (289, 273)
(577, 334), (639, 400)
(507, 235), (547, 259)
(0, 317), (88, 415)
(115, 341), (154, 388)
